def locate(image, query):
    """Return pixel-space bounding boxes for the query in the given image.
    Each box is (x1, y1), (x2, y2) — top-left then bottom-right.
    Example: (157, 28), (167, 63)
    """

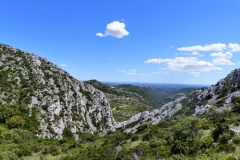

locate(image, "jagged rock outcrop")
(99, 96), (186, 136)
(194, 104), (212, 115)
(195, 68), (240, 115)
(0, 44), (115, 139)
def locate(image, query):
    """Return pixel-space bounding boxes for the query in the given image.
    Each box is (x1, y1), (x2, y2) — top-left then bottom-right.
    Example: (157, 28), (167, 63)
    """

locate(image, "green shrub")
(218, 133), (231, 144)
(16, 144), (32, 157)
(131, 135), (139, 141)
(6, 116), (25, 129)
(232, 136), (240, 144)
(63, 127), (74, 139)
(200, 136), (214, 149)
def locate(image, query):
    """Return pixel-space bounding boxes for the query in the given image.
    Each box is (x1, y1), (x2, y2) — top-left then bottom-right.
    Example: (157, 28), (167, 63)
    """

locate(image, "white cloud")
(177, 43), (226, 52)
(192, 51), (203, 57)
(190, 71), (200, 77)
(128, 70), (137, 75)
(192, 51), (199, 56)
(153, 70), (169, 75)
(211, 52), (232, 59)
(118, 70), (127, 73)
(210, 52), (235, 66)
(145, 42), (240, 77)
(228, 43), (240, 52)
(96, 33), (104, 37)
(96, 21), (129, 38)
(145, 57), (222, 74)
(145, 58), (167, 64)
(212, 58), (235, 66)
(60, 64), (67, 67)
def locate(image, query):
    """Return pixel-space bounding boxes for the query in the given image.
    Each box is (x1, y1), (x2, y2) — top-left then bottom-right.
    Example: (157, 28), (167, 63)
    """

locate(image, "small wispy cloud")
(96, 21), (130, 38)
(192, 51), (203, 57)
(178, 43), (240, 53)
(177, 43), (227, 52)
(118, 69), (146, 76)
(189, 71), (200, 77)
(153, 70), (169, 75)
(60, 64), (67, 67)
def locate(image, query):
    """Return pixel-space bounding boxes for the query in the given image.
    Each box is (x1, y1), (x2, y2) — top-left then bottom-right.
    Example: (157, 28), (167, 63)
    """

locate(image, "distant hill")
(104, 81), (208, 88)
(86, 80), (198, 108)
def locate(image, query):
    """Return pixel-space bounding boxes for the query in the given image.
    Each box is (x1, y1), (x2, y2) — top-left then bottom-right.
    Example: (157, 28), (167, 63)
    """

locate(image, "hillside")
(0, 43), (115, 139)
(188, 68), (240, 116)
(74, 68), (240, 160)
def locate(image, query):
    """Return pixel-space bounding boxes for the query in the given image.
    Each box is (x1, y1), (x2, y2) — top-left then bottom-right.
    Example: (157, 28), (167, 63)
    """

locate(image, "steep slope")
(0, 44), (115, 139)
(195, 68), (240, 114)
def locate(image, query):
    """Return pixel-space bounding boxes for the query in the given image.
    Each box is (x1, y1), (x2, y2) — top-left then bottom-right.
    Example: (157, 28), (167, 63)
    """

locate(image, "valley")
(1, 43), (240, 159)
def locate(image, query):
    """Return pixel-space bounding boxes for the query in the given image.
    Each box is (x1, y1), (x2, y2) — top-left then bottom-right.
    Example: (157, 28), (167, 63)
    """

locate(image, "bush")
(6, 116), (25, 129)
(142, 132), (153, 141)
(218, 143), (236, 153)
(232, 136), (240, 144)
(218, 133), (231, 144)
(131, 135), (139, 141)
(16, 144), (32, 157)
(200, 136), (214, 149)
(0, 105), (16, 123)
(62, 127), (74, 139)
(205, 94), (213, 100)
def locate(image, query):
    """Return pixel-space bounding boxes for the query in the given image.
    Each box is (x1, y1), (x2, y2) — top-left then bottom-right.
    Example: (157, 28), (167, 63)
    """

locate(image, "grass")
(124, 139), (143, 149)
(20, 153), (64, 160)
(110, 101), (152, 122)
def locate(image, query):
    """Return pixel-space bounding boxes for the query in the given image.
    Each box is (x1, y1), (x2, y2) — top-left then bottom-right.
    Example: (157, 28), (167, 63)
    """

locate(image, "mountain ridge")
(0, 43), (115, 139)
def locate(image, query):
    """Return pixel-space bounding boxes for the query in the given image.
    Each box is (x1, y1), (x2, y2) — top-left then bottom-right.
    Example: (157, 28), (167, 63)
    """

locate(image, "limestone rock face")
(194, 105), (212, 115)
(195, 68), (240, 115)
(0, 44), (115, 139)
(99, 96), (186, 136)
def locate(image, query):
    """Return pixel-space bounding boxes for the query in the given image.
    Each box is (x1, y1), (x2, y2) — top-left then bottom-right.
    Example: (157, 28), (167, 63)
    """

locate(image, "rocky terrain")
(2, 42), (240, 140)
(99, 95), (186, 136)
(194, 68), (240, 115)
(0, 43), (115, 139)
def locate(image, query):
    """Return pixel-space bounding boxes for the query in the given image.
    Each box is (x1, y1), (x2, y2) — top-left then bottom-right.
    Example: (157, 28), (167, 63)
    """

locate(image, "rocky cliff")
(195, 68), (240, 115)
(0, 44), (115, 139)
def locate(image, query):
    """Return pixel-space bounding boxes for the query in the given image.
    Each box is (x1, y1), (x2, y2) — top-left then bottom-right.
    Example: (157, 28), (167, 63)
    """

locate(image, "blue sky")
(1, 0), (240, 85)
